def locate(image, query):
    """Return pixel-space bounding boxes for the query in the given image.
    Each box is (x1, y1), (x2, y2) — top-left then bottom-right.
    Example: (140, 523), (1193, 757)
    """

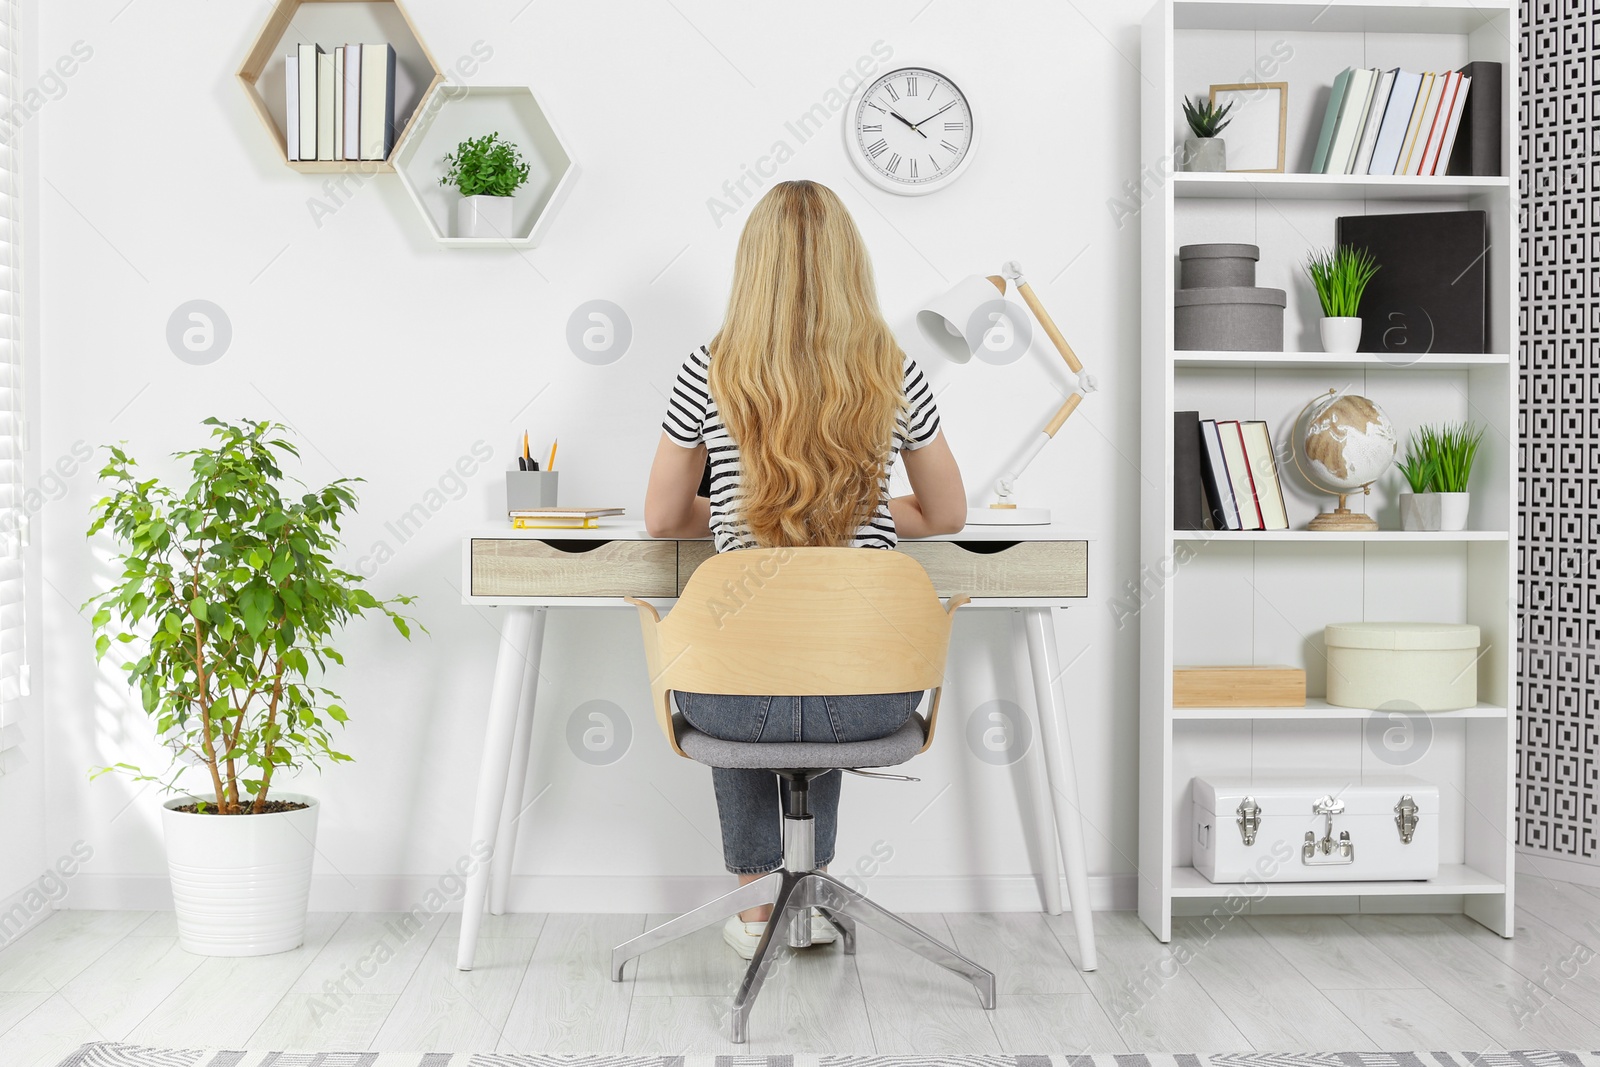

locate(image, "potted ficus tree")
(86, 418), (417, 957)
(439, 131), (531, 239)
(1181, 95), (1233, 172)
(1306, 244), (1381, 353)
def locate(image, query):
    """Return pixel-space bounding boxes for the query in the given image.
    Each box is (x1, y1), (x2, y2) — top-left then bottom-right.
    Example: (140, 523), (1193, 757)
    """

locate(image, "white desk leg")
(1011, 610), (1063, 916)
(457, 606), (542, 971)
(490, 609), (547, 915)
(1022, 605), (1097, 971)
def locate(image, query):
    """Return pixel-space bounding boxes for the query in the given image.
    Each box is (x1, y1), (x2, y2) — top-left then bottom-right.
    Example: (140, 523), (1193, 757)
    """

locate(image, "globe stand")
(1307, 489), (1379, 531)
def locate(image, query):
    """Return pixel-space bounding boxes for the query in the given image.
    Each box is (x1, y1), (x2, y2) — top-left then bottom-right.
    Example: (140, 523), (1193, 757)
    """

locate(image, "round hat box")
(1323, 622), (1481, 711)
(1174, 286), (1286, 351)
(1179, 243), (1260, 288)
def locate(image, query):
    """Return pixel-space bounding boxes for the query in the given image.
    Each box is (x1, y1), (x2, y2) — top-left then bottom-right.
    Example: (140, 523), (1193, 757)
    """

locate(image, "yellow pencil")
(547, 439), (558, 472)
(522, 431), (530, 462)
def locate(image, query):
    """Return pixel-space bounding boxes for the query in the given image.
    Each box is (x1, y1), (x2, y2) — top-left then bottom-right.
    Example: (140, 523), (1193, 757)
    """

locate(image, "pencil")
(522, 431), (529, 462)
(547, 439), (558, 472)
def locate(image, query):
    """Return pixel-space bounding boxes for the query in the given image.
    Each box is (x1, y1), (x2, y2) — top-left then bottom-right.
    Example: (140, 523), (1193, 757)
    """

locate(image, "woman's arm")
(644, 432), (713, 538)
(890, 431), (966, 538)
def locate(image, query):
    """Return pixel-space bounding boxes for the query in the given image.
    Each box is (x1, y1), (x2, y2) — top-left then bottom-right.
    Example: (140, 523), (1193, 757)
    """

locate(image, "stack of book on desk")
(509, 507), (625, 530)
(1174, 413), (1288, 532)
(285, 43), (398, 162)
(1311, 61), (1501, 177)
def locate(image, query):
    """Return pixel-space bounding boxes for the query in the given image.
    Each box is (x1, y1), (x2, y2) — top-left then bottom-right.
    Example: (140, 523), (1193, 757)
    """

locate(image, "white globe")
(1302, 393), (1397, 493)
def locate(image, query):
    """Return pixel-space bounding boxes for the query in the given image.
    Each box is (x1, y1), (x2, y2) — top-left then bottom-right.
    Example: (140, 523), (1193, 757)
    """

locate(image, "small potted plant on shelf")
(1181, 95), (1234, 172)
(440, 131), (531, 239)
(1396, 422), (1485, 531)
(85, 418), (417, 957)
(1306, 244), (1380, 353)
(1396, 430), (1440, 531)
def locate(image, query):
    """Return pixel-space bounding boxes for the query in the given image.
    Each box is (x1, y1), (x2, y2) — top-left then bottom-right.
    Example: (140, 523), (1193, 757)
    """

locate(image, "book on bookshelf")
(333, 46), (346, 162)
(1197, 419), (1240, 531)
(296, 43), (320, 162)
(360, 43), (398, 161)
(1350, 68), (1395, 175)
(1444, 61), (1502, 177)
(1310, 67), (1353, 175)
(1174, 411), (1206, 531)
(1432, 74), (1472, 176)
(1368, 69), (1422, 175)
(316, 50), (336, 161)
(1338, 209), (1489, 354)
(1217, 420), (1263, 530)
(1240, 421), (1288, 530)
(343, 43), (362, 161)
(285, 55), (299, 162)
(1399, 72), (1442, 175)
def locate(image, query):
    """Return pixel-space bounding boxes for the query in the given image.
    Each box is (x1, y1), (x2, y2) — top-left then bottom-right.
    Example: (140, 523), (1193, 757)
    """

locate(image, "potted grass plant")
(440, 131), (531, 239)
(86, 418), (417, 957)
(1396, 422), (1485, 531)
(1307, 244), (1381, 353)
(1396, 431), (1440, 531)
(1181, 95), (1233, 172)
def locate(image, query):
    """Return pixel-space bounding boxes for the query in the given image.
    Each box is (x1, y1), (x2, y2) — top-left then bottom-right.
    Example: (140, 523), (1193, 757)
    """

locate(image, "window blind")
(0, 0), (28, 768)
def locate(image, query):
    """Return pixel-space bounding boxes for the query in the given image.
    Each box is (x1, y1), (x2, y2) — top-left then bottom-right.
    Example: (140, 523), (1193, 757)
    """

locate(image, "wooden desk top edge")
(466, 520), (1095, 543)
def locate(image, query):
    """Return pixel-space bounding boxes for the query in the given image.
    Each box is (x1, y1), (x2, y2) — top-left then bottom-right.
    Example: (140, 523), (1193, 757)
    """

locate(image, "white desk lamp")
(916, 261), (1097, 526)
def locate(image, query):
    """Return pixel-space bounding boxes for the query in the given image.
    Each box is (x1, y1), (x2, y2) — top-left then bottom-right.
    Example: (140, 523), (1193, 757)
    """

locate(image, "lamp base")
(964, 504), (1051, 526)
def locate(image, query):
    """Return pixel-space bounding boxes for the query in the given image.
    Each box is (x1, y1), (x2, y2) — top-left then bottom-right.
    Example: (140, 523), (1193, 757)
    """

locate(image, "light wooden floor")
(3, 874), (1599, 1063)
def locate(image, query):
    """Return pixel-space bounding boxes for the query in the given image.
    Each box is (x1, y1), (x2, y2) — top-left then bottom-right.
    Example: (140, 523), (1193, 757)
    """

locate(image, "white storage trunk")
(1192, 775), (1439, 883)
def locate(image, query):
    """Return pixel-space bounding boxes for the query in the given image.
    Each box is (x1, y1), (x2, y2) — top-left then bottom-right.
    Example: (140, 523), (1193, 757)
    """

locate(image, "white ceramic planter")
(1437, 491), (1470, 531)
(161, 792), (318, 957)
(456, 194), (515, 239)
(1399, 491), (1442, 531)
(1183, 137), (1225, 172)
(1319, 316), (1363, 353)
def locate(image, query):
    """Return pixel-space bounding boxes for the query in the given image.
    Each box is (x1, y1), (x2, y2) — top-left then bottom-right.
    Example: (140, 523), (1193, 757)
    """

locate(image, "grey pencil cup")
(506, 471), (559, 511)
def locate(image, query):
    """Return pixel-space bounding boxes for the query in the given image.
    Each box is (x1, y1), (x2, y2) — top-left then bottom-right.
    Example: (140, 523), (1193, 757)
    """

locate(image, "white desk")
(455, 522), (1096, 971)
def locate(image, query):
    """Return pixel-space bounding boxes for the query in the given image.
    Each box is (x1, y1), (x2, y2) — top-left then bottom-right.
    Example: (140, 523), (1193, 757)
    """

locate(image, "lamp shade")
(915, 274), (1008, 364)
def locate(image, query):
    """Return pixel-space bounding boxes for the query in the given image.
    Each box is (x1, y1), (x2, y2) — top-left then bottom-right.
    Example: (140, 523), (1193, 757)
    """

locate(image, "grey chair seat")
(671, 712), (929, 770)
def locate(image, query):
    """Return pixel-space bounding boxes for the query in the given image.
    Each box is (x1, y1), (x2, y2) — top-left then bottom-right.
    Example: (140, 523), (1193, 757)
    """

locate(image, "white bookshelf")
(1138, 0), (1517, 940)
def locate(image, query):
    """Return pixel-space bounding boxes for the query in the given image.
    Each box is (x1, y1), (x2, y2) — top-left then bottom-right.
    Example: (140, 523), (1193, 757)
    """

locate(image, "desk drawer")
(674, 540), (1087, 598)
(898, 540), (1087, 598)
(471, 539), (679, 598)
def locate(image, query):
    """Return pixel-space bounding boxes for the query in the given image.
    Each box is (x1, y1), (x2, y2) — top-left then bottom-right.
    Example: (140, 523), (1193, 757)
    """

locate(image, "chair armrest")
(625, 597), (689, 759)
(945, 593), (971, 615)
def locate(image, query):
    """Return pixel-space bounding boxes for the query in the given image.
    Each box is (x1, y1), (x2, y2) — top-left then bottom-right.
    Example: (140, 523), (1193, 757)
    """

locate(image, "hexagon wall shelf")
(238, 0), (443, 174)
(393, 84), (579, 248)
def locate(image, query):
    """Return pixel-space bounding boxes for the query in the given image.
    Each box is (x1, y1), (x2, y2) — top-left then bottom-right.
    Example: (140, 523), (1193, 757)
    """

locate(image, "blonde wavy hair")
(708, 180), (906, 548)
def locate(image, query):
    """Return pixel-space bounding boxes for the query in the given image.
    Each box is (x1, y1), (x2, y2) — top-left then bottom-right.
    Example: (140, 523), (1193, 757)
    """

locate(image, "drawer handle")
(539, 540), (610, 554)
(947, 541), (1020, 555)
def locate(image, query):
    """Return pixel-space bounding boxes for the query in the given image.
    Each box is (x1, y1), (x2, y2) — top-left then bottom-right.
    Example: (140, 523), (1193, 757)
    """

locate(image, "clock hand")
(911, 100), (958, 129)
(888, 108), (929, 138)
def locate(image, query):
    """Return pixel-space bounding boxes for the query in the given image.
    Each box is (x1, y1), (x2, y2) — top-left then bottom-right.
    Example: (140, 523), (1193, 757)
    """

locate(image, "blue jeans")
(677, 692), (921, 874)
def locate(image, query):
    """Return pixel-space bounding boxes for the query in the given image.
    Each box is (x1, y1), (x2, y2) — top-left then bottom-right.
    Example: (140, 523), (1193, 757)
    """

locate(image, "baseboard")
(1517, 848), (1600, 889)
(62, 871), (1139, 915)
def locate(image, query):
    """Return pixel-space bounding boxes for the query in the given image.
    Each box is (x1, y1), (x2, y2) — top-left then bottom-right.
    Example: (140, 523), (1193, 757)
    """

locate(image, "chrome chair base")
(611, 865), (996, 1043)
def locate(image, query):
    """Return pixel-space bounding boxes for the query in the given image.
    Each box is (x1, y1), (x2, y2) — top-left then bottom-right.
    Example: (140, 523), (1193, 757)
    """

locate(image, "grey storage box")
(1179, 243), (1259, 288)
(1174, 286), (1286, 351)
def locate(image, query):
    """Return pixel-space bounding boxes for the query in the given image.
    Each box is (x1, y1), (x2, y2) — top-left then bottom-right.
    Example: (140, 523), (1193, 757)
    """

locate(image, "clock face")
(846, 66), (976, 195)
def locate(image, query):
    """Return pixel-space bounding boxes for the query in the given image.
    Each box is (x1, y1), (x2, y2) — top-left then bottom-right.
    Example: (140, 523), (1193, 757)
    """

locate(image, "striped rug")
(47, 1047), (1600, 1067)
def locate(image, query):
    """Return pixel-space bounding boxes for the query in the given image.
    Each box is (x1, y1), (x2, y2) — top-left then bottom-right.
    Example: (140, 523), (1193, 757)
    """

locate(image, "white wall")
(36, 0), (1165, 913)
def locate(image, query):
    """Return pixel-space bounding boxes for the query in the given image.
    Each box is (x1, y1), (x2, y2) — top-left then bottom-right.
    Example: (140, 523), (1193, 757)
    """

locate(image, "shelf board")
(1171, 529), (1508, 543)
(1173, 350), (1509, 371)
(1172, 1), (1513, 37)
(1173, 172), (1510, 201)
(1171, 863), (1506, 897)
(1172, 698), (1508, 721)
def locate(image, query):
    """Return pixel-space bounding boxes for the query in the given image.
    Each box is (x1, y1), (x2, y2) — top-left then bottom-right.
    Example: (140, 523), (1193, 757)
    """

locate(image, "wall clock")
(845, 65), (977, 195)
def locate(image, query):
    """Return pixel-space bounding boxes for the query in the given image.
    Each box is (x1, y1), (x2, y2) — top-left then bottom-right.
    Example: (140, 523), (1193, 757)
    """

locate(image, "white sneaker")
(723, 915), (766, 959)
(722, 911), (838, 958)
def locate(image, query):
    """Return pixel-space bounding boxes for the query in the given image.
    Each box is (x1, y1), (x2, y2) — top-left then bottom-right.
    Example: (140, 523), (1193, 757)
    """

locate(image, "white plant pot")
(455, 194), (515, 239)
(1399, 491), (1442, 532)
(1319, 316), (1363, 353)
(1437, 491), (1470, 531)
(1183, 137), (1226, 172)
(161, 792), (318, 957)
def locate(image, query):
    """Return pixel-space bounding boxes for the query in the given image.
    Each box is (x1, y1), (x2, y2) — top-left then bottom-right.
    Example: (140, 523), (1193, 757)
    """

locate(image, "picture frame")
(1209, 81), (1288, 173)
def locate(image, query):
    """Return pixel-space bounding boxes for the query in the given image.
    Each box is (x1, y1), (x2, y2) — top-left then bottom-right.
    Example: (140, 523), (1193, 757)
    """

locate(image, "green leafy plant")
(1182, 95), (1234, 138)
(438, 132), (531, 198)
(1306, 245), (1381, 318)
(1400, 422), (1486, 494)
(85, 418), (418, 815)
(1396, 431), (1437, 493)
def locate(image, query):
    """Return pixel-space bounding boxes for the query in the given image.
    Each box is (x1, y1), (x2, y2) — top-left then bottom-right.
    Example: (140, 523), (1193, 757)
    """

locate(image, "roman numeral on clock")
(884, 84), (899, 102)
(885, 152), (901, 174)
(928, 154), (941, 173)
(940, 139), (960, 153)
(905, 76), (918, 96)
(859, 123), (882, 133)
(908, 158), (919, 179)
(866, 138), (888, 158)
(945, 122), (965, 131)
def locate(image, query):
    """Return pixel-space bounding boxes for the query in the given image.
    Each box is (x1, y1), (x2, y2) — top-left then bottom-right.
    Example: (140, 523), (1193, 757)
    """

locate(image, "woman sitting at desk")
(643, 179), (966, 958)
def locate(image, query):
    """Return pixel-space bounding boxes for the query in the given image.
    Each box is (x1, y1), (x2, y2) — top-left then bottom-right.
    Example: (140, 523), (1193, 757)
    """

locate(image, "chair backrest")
(628, 547), (967, 758)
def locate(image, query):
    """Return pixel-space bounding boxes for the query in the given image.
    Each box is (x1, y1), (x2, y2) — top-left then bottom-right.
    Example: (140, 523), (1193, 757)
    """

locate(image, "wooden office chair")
(612, 546), (995, 1044)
